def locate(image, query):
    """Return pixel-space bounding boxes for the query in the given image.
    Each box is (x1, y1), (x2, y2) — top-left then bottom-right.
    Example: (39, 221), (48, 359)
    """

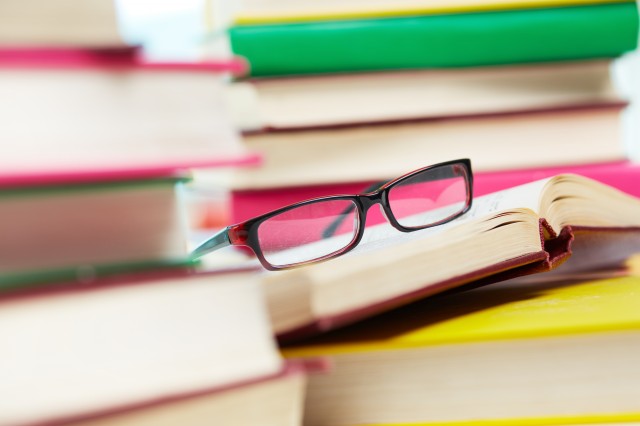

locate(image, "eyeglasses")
(192, 159), (473, 271)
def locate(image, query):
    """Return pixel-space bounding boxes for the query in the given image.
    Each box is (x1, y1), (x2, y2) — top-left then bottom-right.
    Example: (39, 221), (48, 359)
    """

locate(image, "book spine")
(229, 3), (639, 77)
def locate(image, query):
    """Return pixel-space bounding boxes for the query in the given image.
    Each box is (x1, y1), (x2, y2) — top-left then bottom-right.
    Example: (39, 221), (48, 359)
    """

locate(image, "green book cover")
(0, 177), (195, 292)
(229, 2), (639, 76)
(0, 258), (197, 293)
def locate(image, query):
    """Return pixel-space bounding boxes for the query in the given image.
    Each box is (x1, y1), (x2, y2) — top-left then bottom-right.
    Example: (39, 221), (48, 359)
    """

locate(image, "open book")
(260, 174), (640, 340)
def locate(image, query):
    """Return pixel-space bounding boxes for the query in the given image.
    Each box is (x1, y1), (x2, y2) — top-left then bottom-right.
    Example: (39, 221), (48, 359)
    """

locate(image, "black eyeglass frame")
(192, 159), (473, 271)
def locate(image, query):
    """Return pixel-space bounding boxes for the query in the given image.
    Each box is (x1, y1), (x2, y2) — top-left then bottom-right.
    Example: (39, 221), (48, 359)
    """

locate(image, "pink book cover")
(0, 47), (259, 188)
(0, 46), (248, 74)
(230, 161), (638, 224)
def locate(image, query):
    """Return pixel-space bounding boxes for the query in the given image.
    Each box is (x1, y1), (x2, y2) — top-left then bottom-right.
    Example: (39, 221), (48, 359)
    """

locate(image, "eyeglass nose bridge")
(357, 189), (383, 210)
(355, 189), (403, 232)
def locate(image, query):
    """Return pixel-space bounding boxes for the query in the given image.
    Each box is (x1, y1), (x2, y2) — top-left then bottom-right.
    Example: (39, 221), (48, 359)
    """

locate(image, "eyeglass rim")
(381, 158), (473, 231)
(225, 158), (473, 271)
(229, 195), (364, 271)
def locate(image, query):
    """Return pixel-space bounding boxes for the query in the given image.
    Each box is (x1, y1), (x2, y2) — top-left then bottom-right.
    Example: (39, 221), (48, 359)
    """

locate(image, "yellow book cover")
(233, 0), (632, 25)
(364, 413), (640, 425)
(283, 268), (640, 425)
(283, 272), (640, 357)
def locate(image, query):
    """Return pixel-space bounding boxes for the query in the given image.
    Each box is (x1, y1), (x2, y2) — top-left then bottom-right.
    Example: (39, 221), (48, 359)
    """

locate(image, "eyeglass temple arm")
(321, 181), (386, 239)
(191, 227), (231, 260)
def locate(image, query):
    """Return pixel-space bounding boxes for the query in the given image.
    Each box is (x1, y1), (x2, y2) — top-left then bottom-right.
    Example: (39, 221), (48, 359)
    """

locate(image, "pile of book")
(0, 1), (312, 425)
(224, 0), (640, 223)
(5, 0), (640, 425)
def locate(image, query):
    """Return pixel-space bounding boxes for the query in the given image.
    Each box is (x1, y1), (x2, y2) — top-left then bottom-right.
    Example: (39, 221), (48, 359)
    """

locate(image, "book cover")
(229, 3), (639, 76)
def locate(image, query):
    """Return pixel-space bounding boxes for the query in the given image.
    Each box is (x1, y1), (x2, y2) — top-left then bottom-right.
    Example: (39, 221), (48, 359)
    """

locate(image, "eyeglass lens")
(388, 165), (469, 229)
(257, 199), (359, 268)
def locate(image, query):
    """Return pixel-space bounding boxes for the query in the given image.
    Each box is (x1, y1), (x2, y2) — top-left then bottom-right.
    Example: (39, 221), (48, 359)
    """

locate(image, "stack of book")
(6, 2), (640, 424)
(223, 0), (640, 223)
(0, 1), (315, 424)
